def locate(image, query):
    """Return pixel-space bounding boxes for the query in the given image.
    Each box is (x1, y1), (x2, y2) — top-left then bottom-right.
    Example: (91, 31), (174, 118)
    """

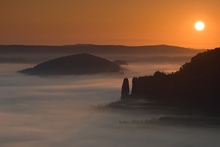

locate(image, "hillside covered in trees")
(19, 53), (121, 75)
(120, 48), (220, 107)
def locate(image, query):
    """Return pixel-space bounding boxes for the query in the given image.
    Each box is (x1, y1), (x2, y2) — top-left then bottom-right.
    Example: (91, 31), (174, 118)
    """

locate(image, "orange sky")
(0, 0), (220, 49)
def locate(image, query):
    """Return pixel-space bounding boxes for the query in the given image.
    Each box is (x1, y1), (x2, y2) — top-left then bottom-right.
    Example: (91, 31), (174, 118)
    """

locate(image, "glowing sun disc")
(195, 21), (205, 31)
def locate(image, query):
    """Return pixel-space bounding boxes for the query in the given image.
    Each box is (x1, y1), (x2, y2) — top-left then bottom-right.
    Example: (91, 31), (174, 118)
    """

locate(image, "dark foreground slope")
(120, 48), (220, 107)
(19, 53), (121, 75)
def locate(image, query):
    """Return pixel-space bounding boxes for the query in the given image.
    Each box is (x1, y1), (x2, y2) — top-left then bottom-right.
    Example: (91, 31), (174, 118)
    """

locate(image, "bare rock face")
(121, 78), (130, 100)
(131, 77), (139, 96)
(19, 53), (121, 75)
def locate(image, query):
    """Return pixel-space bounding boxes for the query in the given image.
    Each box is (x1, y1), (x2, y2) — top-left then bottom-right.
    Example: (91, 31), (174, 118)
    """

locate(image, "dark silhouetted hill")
(120, 48), (220, 107)
(19, 53), (121, 75)
(0, 44), (203, 64)
(0, 44), (203, 54)
(113, 60), (128, 65)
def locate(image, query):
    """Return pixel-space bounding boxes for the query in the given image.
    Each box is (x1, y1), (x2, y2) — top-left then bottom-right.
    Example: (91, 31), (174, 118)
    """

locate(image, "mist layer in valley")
(0, 44), (202, 64)
(0, 49), (220, 146)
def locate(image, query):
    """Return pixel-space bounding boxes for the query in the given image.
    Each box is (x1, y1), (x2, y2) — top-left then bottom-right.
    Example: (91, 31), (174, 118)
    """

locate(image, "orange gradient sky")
(0, 0), (220, 49)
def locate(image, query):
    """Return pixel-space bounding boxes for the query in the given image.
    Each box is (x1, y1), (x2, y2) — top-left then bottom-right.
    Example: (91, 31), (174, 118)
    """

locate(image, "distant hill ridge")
(19, 53), (121, 75)
(0, 44), (203, 54)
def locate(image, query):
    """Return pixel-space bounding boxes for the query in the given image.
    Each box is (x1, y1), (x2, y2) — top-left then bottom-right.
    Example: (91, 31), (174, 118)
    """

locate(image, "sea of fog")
(0, 62), (220, 147)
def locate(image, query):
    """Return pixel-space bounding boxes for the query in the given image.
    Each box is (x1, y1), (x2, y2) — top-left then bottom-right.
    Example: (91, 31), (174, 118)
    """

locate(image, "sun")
(195, 21), (205, 31)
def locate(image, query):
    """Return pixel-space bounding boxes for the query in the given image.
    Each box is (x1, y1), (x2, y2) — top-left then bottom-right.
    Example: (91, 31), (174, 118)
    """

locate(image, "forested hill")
(121, 48), (220, 106)
(19, 53), (121, 75)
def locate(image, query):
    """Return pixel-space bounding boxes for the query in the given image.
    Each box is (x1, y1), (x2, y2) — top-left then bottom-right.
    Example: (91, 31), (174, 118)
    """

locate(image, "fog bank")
(0, 61), (220, 147)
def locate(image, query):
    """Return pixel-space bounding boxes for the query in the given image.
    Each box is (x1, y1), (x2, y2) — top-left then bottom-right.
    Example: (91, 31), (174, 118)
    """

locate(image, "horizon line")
(0, 44), (207, 50)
